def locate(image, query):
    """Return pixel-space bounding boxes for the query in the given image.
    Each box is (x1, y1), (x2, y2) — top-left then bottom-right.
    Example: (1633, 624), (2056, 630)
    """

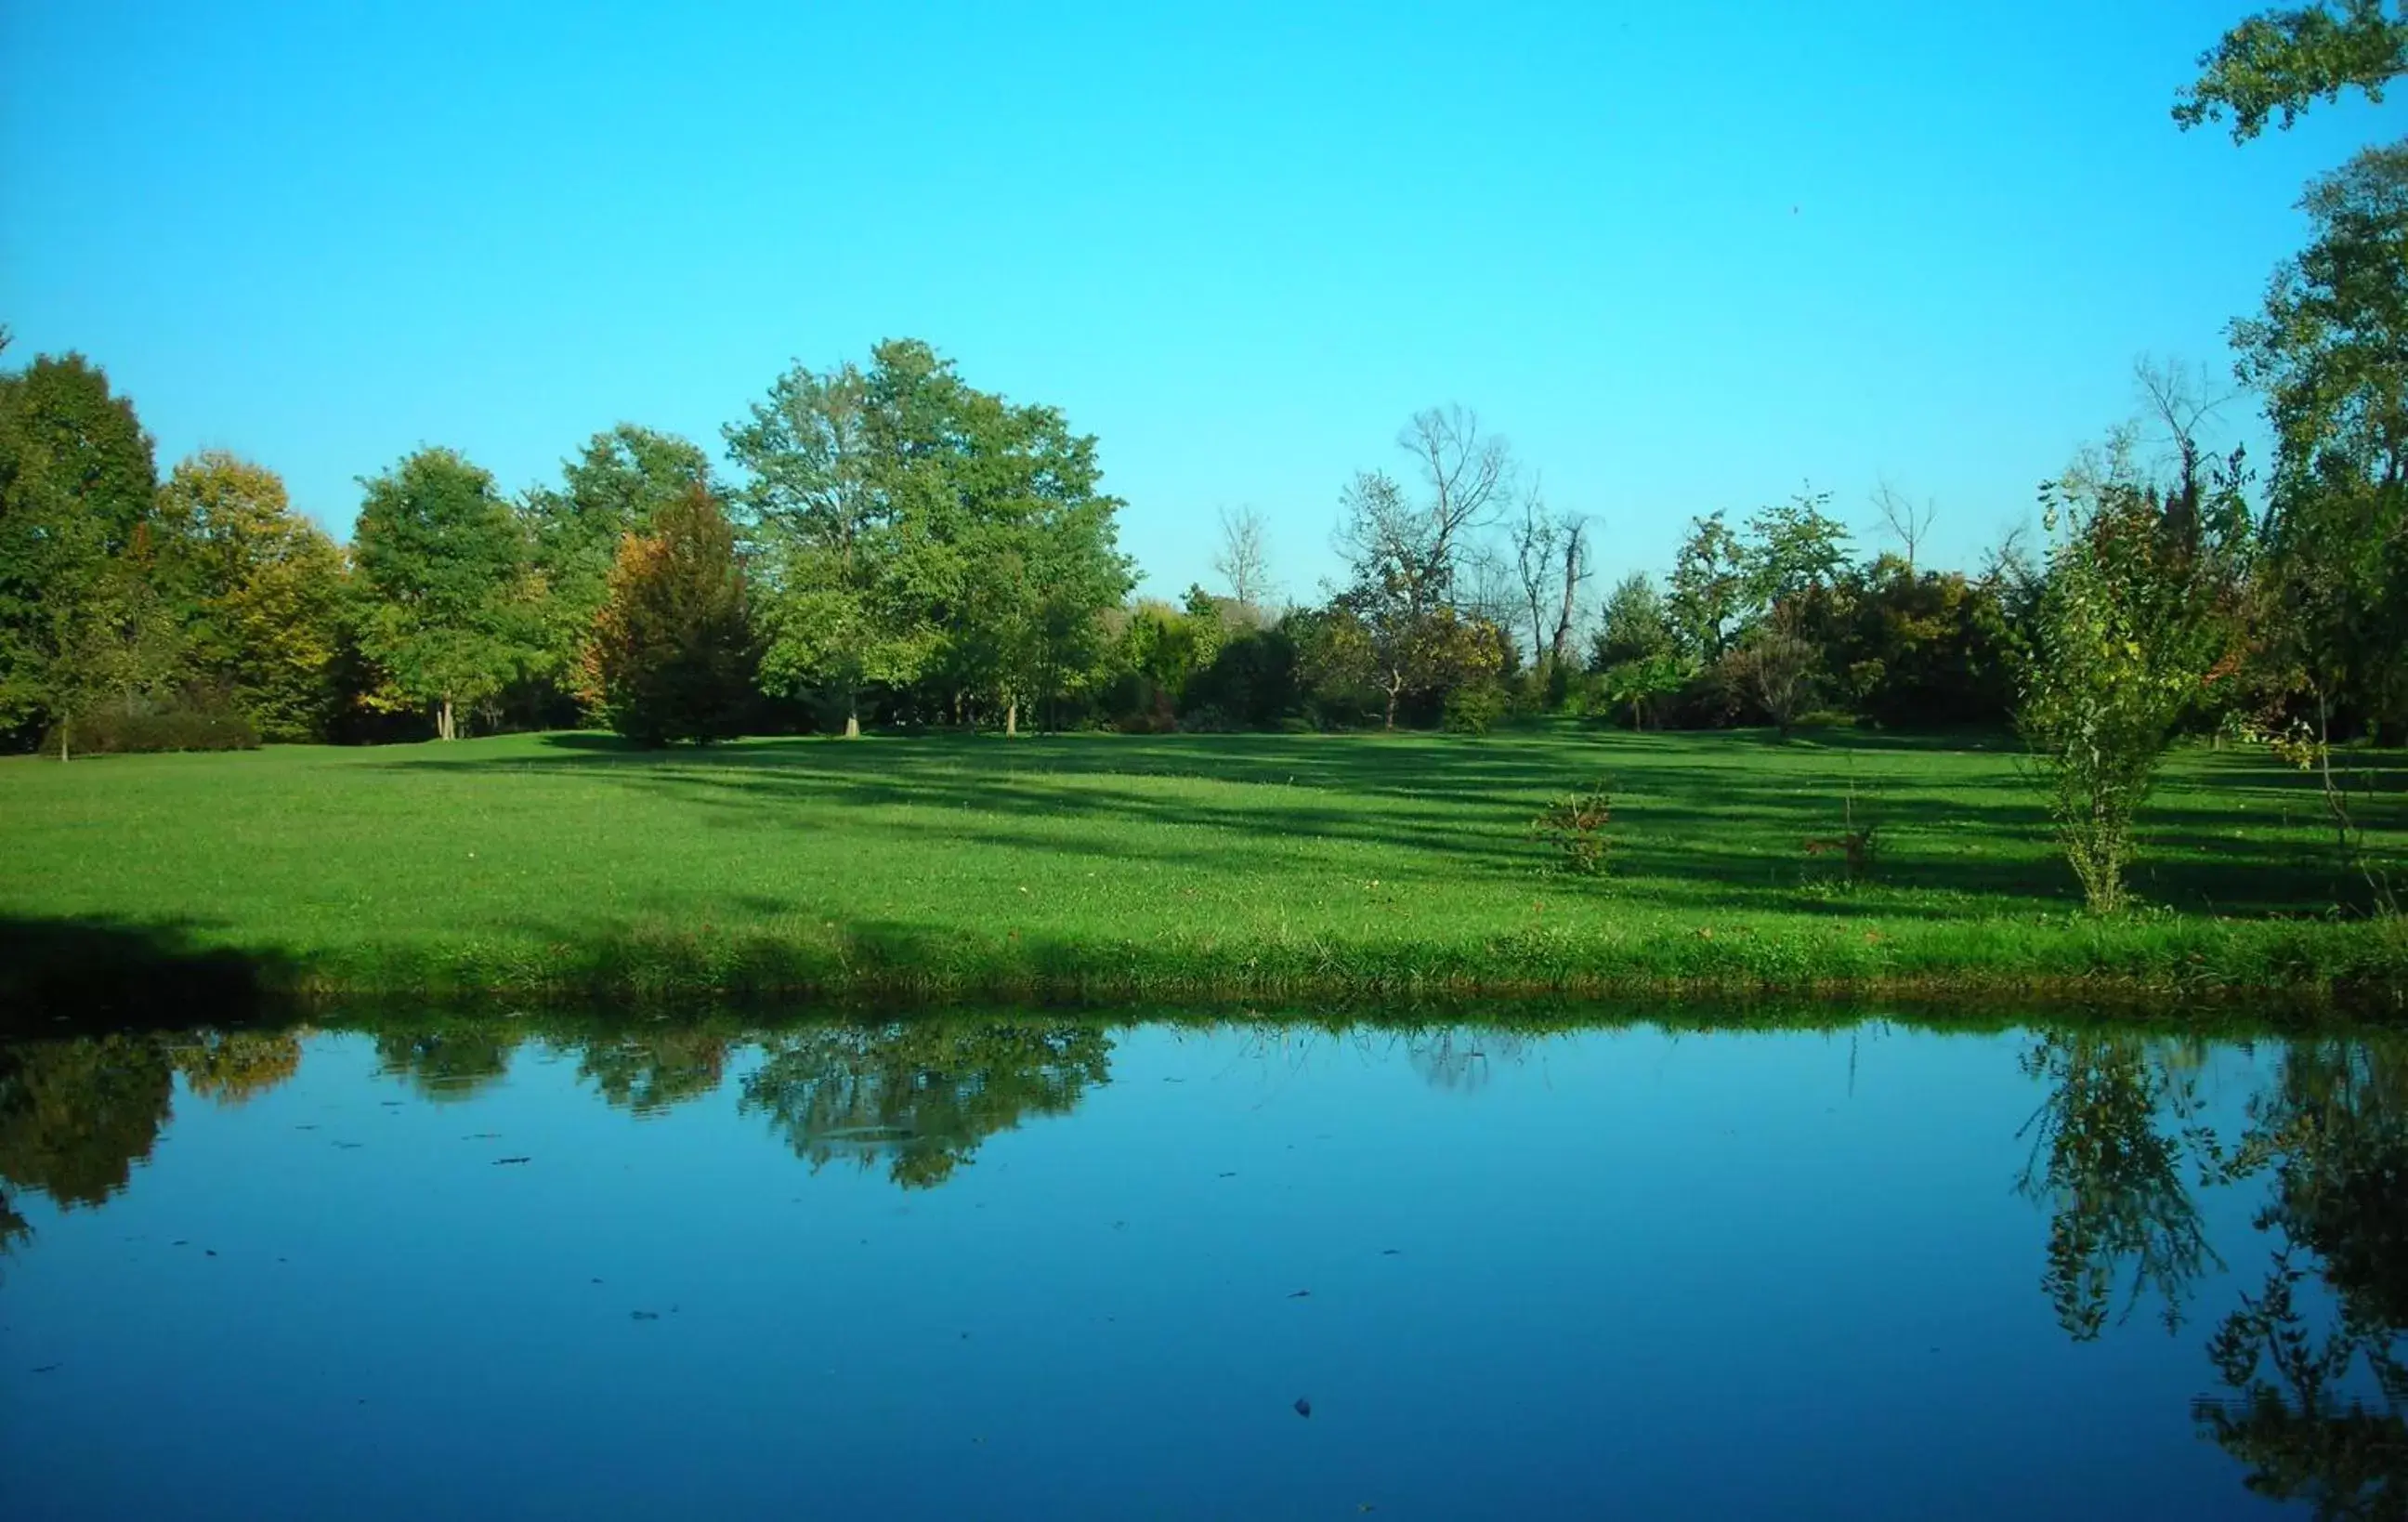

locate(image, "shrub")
(42, 697), (260, 756)
(1442, 682), (1507, 736)
(1529, 783), (1614, 875)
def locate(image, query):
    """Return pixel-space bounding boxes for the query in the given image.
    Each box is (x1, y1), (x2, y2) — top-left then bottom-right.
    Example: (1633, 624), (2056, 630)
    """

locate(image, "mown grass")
(1, 724), (2402, 1018)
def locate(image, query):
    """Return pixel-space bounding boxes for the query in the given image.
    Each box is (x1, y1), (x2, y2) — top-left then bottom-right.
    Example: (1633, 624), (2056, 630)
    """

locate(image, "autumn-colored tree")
(583, 484), (758, 746)
(154, 452), (347, 741)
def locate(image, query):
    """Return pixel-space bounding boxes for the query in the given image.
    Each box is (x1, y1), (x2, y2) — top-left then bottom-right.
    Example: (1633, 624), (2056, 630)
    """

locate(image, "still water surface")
(2, 1017), (2401, 1520)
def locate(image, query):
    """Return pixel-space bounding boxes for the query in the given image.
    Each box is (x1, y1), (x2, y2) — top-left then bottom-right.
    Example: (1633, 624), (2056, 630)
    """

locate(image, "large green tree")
(725, 339), (1131, 735)
(725, 358), (925, 737)
(2236, 143), (2408, 738)
(350, 448), (537, 741)
(0, 350), (162, 747)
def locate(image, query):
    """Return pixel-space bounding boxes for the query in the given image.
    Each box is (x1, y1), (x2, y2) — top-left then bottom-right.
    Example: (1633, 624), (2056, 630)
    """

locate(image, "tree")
(1668, 511), (1748, 660)
(2235, 143), (2408, 739)
(2176, 0), (2408, 140)
(1731, 616), (1819, 739)
(584, 484), (757, 746)
(351, 448), (537, 741)
(726, 360), (917, 738)
(1508, 482), (1590, 676)
(153, 452), (347, 741)
(1871, 479), (1937, 571)
(0, 351), (160, 746)
(2018, 430), (2250, 912)
(1743, 486), (1853, 609)
(526, 425), (713, 707)
(1335, 407), (1513, 623)
(1213, 505), (1273, 610)
(727, 340), (1130, 737)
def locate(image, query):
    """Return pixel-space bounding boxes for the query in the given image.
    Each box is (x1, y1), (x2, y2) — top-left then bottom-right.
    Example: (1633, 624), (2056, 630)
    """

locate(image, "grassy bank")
(2, 726), (2402, 1019)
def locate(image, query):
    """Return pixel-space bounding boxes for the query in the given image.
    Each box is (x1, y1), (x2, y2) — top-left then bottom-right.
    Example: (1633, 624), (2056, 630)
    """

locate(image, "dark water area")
(2, 1015), (2403, 1521)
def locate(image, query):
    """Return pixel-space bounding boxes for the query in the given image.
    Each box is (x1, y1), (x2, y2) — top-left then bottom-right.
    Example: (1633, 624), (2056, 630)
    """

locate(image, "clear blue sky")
(2, 1), (2392, 600)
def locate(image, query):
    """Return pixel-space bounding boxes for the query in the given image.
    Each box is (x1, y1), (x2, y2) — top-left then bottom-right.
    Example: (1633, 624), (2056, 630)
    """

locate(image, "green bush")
(42, 701), (260, 756)
(1442, 682), (1507, 735)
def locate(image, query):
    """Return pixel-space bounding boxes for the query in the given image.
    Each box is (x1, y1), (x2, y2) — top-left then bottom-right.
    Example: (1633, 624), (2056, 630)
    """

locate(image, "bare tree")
(1870, 478), (1938, 571)
(1334, 406), (1515, 616)
(1509, 479), (1592, 674)
(1510, 480), (1562, 668)
(1548, 515), (1590, 673)
(2133, 355), (2232, 547)
(1212, 505), (1272, 610)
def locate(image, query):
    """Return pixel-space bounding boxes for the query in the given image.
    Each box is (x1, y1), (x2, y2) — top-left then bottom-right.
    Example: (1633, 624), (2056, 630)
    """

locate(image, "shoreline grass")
(3, 725), (2402, 1028)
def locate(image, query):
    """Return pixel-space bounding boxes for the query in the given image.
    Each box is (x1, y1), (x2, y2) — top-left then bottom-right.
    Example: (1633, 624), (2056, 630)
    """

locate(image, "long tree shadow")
(0, 916), (295, 1037)
(374, 728), (2402, 919)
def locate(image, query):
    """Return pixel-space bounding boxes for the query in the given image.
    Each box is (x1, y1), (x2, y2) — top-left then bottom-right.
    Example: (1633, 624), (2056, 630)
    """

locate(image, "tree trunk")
(438, 698), (455, 742)
(844, 709), (860, 740)
(1382, 685), (1398, 730)
(58, 717), (70, 762)
(1550, 523), (1585, 671)
(1005, 700), (1018, 738)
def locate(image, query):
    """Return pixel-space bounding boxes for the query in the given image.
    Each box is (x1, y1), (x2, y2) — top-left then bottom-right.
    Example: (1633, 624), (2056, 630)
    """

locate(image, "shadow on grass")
(0, 916), (294, 1036)
(381, 729), (2401, 919)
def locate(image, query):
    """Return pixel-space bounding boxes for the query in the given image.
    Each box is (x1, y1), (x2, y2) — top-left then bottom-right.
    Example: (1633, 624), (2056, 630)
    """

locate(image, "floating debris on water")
(629, 1311), (660, 1321)
(1293, 1397), (1312, 1418)
(491, 1157), (530, 1166)
(1287, 1290), (1312, 1299)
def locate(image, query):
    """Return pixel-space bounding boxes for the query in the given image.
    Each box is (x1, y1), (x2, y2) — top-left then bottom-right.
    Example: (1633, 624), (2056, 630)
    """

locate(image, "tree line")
(4, 7), (2404, 796)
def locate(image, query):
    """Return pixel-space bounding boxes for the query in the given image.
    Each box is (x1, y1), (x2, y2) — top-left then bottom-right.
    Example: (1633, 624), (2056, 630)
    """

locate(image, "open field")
(3, 726), (2403, 1017)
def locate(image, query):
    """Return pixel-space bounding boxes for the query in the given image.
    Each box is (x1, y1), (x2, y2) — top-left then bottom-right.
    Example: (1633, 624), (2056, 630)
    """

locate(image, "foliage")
(726, 340), (1131, 736)
(350, 448), (539, 741)
(1668, 511), (1748, 661)
(1728, 618), (1820, 739)
(153, 452), (347, 741)
(2176, 0), (2408, 139)
(0, 352), (160, 743)
(1528, 781), (1614, 875)
(1182, 623), (1302, 729)
(584, 485), (758, 747)
(39, 692), (259, 755)
(2238, 142), (2408, 741)
(2018, 432), (2252, 913)
(1742, 487), (1852, 608)
(524, 425), (713, 713)
(1441, 680), (1507, 736)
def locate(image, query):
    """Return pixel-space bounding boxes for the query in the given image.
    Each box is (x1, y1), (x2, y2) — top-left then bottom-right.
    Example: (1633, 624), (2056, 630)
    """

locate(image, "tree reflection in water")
(740, 1020), (1111, 1188)
(3, 1012), (2404, 1515)
(2190, 1039), (2408, 1520)
(2017, 1030), (2218, 1339)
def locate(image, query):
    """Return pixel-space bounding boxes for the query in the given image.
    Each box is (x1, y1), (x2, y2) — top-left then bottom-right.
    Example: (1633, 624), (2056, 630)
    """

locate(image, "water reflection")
(741, 1020), (1110, 1187)
(2016, 1031), (2218, 1339)
(2192, 1040), (2408, 1517)
(5, 1014), (2406, 1515)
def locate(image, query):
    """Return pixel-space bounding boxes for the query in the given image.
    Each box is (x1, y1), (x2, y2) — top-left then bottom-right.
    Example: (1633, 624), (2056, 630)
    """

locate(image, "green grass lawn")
(3, 725), (2403, 1012)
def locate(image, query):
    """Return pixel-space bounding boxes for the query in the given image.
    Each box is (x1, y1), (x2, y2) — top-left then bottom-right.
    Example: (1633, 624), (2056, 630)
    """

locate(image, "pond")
(2, 1015), (2401, 1520)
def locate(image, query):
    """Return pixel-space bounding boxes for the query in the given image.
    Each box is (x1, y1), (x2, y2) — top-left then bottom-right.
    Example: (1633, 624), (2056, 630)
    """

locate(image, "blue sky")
(2, 1), (2394, 600)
